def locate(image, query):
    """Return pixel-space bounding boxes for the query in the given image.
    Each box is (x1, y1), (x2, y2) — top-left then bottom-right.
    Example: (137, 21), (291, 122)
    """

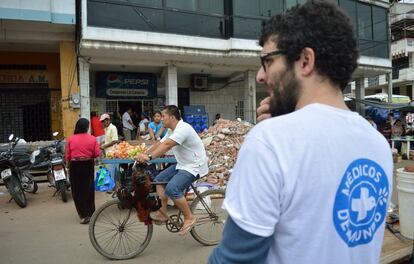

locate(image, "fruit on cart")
(106, 142), (148, 159)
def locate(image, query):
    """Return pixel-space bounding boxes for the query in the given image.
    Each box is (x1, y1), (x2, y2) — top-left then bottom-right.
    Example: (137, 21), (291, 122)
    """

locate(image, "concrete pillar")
(78, 57), (90, 121)
(355, 78), (365, 116)
(164, 65), (178, 106)
(411, 83), (414, 100)
(59, 42), (80, 137)
(387, 72), (392, 103)
(409, 53), (414, 68)
(244, 70), (256, 123)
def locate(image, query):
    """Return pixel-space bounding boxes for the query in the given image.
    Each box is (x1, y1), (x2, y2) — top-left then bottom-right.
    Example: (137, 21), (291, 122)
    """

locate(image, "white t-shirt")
(122, 112), (133, 130)
(223, 103), (393, 264)
(139, 118), (149, 132)
(160, 128), (174, 156)
(169, 120), (208, 177)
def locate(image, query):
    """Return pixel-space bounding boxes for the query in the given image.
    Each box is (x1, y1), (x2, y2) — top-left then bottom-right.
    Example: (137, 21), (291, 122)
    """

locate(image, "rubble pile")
(199, 119), (253, 186)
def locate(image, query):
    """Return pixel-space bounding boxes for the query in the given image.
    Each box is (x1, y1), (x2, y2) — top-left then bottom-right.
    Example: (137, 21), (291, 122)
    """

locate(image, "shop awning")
(348, 97), (414, 112)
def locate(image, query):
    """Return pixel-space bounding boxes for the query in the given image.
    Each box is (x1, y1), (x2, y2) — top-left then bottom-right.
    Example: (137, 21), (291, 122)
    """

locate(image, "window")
(233, 0), (283, 17)
(232, 0), (283, 39)
(285, 0), (297, 9)
(340, 0), (389, 58)
(357, 3), (372, 40)
(88, 0), (225, 38)
(372, 6), (388, 58)
(339, 0), (357, 33)
(88, 1), (164, 31)
(166, 0), (224, 14)
(124, 0), (162, 7)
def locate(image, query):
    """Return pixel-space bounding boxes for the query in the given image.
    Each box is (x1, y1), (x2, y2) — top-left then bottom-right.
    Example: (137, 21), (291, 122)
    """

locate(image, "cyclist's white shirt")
(223, 103), (393, 264)
(169, 120), (208, 177)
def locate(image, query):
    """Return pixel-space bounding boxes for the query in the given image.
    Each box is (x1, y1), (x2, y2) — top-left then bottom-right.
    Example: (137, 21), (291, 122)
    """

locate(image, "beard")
(269, 67), (301, 117)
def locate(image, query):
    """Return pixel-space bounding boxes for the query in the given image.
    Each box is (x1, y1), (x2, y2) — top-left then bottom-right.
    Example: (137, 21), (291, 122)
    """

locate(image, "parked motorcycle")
(31, 132), (69, 202)
(0, 134), (31, 208)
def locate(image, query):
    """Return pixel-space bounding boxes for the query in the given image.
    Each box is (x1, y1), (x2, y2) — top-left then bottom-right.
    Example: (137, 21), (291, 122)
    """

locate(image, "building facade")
(0, 0), (391, 142)
(79, 0), (391, 123)
(386, 2), (414, 100)
(0, 0), (78, 141)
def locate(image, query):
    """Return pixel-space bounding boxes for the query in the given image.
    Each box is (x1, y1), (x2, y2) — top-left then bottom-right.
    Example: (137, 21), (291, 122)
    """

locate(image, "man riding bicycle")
(136, 105), (208, 235)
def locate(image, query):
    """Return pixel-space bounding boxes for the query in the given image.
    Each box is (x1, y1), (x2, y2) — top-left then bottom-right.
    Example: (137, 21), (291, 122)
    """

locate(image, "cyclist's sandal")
(150, 211), (168, 224)
(179, 217), (197, 236)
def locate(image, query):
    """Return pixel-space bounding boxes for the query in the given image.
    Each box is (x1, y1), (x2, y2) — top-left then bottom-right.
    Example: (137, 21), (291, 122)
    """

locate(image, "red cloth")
(66, 133), (100, 161)
(90, 116), (104, 137)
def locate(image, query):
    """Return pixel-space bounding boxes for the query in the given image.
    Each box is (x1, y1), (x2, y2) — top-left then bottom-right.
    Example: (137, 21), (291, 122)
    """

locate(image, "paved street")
(0, 183), (214, 264)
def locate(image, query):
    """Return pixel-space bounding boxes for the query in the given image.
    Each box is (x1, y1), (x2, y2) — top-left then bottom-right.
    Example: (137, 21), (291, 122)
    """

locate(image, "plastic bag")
(95, 167), (115, 192)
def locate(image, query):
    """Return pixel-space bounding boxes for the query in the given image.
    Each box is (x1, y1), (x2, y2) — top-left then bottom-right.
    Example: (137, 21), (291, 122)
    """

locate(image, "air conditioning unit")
(192, 75), (208, 89)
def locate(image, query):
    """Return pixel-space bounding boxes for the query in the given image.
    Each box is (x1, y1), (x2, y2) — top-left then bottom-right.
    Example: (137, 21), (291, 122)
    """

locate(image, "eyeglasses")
(260, 50), (286, 72)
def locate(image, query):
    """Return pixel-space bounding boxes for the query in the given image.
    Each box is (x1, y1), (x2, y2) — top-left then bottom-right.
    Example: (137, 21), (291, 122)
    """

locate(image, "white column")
(355, 78), (365, 116)
(244, 70), (256, 123)
(387, 72), (393, 103)
(165, 65), (178, 106)
(78, 57), (90, 120)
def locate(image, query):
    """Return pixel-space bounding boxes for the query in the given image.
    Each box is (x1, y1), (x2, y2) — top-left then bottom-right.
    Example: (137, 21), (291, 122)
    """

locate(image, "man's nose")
(256, 67), (266, 84)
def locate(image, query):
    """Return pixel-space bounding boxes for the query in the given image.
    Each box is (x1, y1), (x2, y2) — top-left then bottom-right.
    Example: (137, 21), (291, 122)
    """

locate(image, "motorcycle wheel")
(5, 176), (27, 208)
(58, 181), (67, 202)
(25, 180), (38, 194)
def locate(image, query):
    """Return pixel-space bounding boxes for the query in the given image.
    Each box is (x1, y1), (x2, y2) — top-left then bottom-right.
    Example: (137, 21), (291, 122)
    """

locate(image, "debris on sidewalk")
(199, 119), (253, 187)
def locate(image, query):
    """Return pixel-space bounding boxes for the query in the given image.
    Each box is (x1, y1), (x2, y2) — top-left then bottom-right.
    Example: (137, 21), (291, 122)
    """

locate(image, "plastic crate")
(184, 105), (206, 115)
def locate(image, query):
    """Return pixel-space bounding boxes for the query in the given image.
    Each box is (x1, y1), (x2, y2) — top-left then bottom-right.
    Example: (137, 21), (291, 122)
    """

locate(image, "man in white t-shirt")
(136, 105), (208, 236)
(122, 107), (136, 141)
(209, 2), (393, 264)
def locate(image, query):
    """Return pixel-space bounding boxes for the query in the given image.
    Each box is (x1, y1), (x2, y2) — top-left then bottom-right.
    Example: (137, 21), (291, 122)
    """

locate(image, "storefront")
(90, 71), (162, 120)
(0, 52), (62, 142)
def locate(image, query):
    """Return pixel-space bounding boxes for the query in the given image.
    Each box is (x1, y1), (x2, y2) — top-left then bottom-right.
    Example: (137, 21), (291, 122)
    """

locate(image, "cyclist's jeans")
(154, 164), (198, 199)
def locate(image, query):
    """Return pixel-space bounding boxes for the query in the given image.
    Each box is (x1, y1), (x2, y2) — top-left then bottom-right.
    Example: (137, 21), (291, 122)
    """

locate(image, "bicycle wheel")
(190, 189), (226, 246)
(89, 199), (153, 260)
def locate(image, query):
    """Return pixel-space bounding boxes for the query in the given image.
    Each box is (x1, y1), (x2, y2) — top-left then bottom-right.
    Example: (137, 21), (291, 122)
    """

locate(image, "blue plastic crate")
(194, 124), (202, 133)
(194, 115), (202, 123)
(185, 115), (194, 123)
(184, 105), (206, 115)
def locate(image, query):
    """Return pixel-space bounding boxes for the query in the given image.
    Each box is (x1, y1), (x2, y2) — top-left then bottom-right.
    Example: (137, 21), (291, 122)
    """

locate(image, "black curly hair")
(259, 0), (359, 91)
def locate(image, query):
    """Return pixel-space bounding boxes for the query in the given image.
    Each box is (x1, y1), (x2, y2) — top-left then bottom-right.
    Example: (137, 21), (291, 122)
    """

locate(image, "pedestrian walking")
(66, 118), (100, 224)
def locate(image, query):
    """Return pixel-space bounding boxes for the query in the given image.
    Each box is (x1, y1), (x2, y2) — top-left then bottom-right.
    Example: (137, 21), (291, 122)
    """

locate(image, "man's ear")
(298, 47), (316, 76)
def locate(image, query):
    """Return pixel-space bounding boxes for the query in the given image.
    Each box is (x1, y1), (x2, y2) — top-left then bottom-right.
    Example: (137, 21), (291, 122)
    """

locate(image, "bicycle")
(88, 158), (227, 260)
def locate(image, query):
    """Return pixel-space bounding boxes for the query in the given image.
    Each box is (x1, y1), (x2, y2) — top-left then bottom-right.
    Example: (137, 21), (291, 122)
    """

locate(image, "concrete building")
(0, 0), (78, 141)
(385, 1), (414, 99)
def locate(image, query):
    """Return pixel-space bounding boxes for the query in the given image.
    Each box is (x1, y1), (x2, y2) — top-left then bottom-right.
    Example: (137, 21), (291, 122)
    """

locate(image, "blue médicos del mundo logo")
(333, 159), (389, 247)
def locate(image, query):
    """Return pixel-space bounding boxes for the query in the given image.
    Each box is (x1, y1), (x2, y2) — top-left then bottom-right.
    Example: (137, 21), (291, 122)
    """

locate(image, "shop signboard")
(96, 72), (157, 99)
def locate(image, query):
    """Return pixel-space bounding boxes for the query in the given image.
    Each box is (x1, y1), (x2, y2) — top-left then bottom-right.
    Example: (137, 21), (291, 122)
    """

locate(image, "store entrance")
(118, 101), (142, 116)
(0, 87), (51, 143)
(118, 101), (142, 135)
